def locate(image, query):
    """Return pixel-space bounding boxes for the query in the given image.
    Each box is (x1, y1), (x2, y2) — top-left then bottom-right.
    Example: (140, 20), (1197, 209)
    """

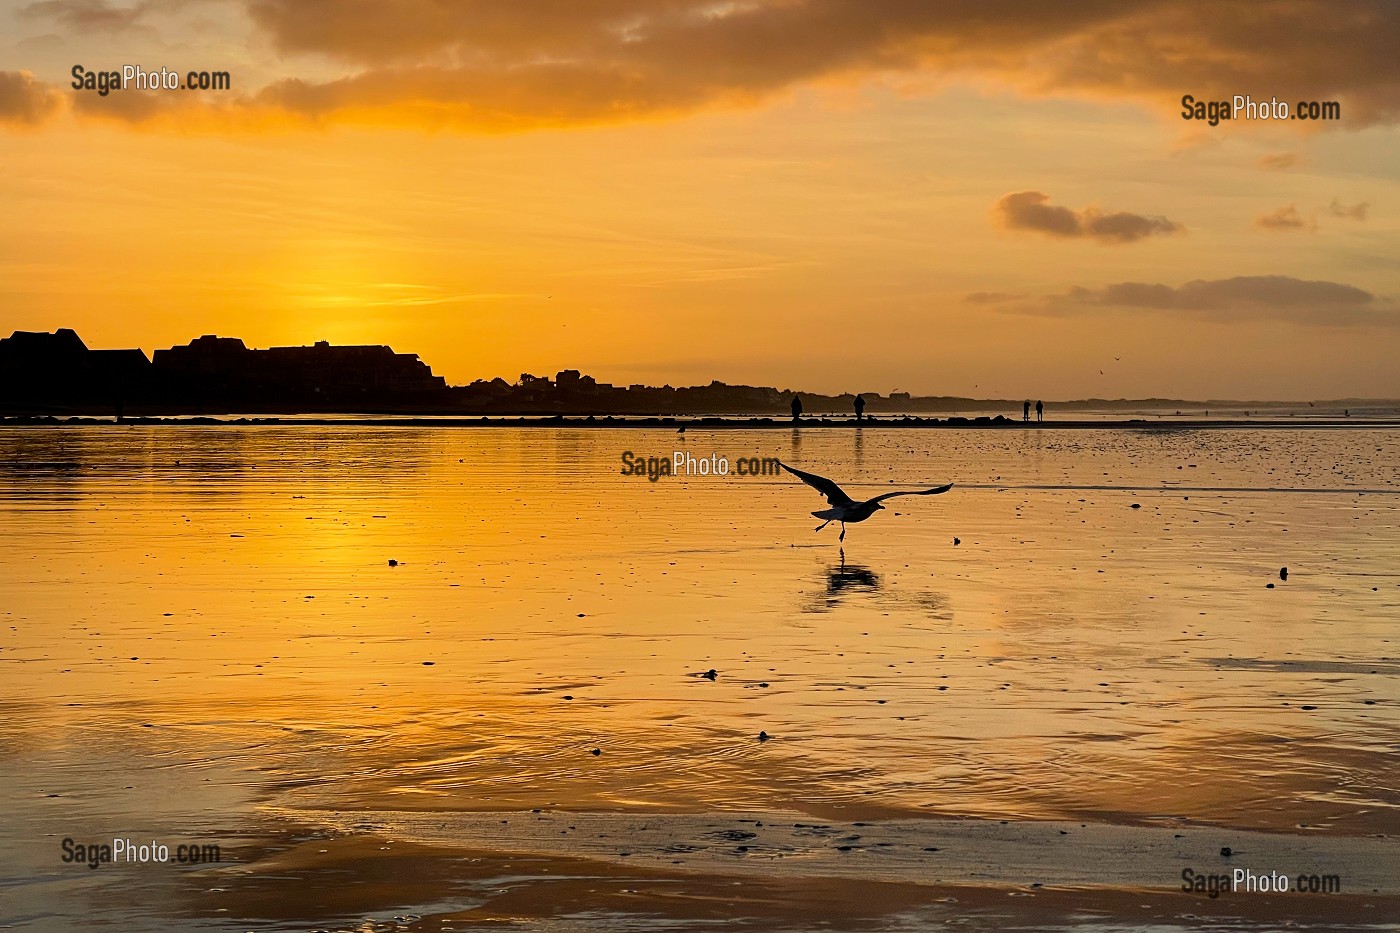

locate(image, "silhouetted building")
(1, 329), (447, 414)
(0, 329), (151, 413)
(152, 335), (445, 409)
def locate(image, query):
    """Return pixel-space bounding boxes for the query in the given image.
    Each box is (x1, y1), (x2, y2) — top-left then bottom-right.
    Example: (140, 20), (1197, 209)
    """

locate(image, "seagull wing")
(867, 483), (954, 505)
(778, 461), (856, 507)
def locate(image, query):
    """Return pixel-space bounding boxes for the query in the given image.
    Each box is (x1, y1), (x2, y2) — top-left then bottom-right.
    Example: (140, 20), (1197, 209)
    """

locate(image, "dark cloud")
(231, 2), (1122, 130)
(995, 191), (1080, 237)
(994, 191), (1183, 243)
(1045, 275), (1396, 326)
(0, 70), (64, 126)
(1255, 204), (1312, 231)
(12, 1), (1400, 133)
(231, 0), (1400, 130)
(1081, 209), (1184, 243)
(1329, 198), (1370, 220)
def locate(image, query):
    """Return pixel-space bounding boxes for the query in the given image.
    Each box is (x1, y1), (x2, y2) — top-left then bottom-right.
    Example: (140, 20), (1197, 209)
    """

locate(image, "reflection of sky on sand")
(1, 425), (1397, 921)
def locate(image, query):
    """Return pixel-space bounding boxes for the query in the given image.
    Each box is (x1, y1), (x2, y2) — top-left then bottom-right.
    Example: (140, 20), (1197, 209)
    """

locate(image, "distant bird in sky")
(778, 461), (953, 542)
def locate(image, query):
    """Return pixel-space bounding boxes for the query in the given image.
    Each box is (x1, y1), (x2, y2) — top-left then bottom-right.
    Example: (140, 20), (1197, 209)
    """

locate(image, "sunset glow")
(3, 3), (1398, 397)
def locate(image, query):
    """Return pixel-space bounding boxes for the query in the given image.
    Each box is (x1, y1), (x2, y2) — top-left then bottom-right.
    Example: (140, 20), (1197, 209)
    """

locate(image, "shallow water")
(1, 426), (1397, 929)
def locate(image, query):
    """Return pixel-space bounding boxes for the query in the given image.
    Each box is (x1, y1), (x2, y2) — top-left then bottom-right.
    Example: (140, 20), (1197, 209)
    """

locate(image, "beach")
(1, 424), (1396, 930)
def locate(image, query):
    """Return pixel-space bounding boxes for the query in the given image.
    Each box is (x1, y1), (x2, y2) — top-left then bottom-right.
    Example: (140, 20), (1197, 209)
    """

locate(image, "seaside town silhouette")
(0, 328), (1387, 420)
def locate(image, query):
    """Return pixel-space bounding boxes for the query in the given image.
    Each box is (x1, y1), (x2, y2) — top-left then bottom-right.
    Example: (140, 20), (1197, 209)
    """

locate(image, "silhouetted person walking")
(1035, 399), (1044, 422)
(853, 394), (866, 422)
(791, 395), (803, 422)
(1023, 400), (1030, 422)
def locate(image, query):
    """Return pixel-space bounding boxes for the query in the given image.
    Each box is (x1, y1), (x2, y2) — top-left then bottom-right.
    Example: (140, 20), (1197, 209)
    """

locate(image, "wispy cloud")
(1254, 199), (1370, 231)
(1257, 152), (1304, 171)
(1329, 198), (1370, 220)
(964, 291), (1026, 305)
(1035, 275), (1398, 327)
(1254, 204), (1313, 232)
(19, 0), (151, 32)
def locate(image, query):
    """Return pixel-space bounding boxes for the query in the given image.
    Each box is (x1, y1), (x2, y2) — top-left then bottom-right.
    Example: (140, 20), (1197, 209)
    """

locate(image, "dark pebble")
(1220, 847), (1232, 857)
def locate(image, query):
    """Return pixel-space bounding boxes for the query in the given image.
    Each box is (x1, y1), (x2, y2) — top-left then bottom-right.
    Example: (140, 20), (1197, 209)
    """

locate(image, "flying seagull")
(777, 461), (952, 542)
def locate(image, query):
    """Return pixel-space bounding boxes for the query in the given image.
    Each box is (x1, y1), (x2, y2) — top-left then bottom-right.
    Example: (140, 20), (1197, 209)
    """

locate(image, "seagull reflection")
(801, 555), (951, 618)
(803, 555), (881, 612)
(827, 558), (880, 596)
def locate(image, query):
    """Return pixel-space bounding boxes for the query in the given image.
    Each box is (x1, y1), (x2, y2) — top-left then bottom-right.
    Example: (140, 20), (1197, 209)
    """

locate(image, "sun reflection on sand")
(1, 425), (1397, 926)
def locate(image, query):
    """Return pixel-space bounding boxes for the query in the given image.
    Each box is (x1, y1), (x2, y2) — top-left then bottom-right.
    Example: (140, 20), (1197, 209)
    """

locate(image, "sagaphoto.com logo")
(71, 64), (231, 96)
(620, 451), (781, 482)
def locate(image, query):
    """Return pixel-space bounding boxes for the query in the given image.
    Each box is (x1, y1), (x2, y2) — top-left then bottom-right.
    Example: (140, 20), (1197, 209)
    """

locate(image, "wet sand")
(185, 825), (1400, 932)
(275, 807), (1400, 892)
(2, 424), (1397, 929)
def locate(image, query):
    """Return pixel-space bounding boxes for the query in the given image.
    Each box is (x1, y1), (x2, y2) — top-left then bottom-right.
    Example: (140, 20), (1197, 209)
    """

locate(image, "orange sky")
(2, 1), (1398, 398)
